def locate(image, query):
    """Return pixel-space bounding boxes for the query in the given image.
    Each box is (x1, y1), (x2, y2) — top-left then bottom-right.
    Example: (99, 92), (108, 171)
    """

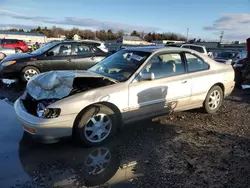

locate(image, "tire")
(74, 104), (118, 146)
(0, 52), (6, 60)
(203, 86), (223, 114)
(21, 66), (40, 82)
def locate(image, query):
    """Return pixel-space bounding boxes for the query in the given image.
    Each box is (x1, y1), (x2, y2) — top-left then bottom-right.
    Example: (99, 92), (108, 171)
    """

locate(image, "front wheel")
(74, 104), (118, 146)
(203, 86), (223, 114)
(21, 66), (40, 82)
(0, 52), (6, 60)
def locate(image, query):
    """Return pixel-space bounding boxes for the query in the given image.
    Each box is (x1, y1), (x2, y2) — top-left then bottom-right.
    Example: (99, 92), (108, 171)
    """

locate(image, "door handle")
(181, 80), (187, 84)
(67, 58), (71, 62)
(91, 56), (95, 60)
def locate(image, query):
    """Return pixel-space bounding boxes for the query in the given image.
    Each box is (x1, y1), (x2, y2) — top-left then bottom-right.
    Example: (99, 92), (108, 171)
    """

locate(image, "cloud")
(0, 23), (38, 30)
(204, 14), (250, 40)
(0, 9), (159, 33)
(0, 9), (50, 21)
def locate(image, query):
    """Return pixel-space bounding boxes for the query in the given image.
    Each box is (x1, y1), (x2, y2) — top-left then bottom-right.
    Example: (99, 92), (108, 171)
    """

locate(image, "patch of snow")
(242, 85), (250, 89)
(1, 79), (16, 85)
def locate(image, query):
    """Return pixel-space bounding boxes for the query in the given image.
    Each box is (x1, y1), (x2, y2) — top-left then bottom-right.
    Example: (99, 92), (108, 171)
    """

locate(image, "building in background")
(152, 40), (185, 44)
(118, 36), (150, 45)
(73, 34), (81, 41)
(0, 31), (46, 43)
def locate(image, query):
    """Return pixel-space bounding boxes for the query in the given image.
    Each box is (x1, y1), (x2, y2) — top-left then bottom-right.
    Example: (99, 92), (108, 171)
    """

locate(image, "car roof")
(124, 46), (197, 53)
(124, 45), (166, 52)
(166, 43), (205, 48)
(48, 40), (102, 46)
(181, 44), (205, 47)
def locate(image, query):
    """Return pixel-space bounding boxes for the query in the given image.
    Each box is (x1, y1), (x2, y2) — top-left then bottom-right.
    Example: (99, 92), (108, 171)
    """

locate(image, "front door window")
(141, 53), (186, 79)
(49, 44), (72, 56)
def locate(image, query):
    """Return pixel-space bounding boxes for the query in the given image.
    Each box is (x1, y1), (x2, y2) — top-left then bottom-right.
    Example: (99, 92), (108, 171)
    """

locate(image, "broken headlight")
(36, 102), (61, 118)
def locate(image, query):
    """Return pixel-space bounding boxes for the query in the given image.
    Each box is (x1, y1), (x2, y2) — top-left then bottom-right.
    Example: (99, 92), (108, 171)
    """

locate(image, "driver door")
(43, 43), (73, 72)
(127, 52), (191, 122)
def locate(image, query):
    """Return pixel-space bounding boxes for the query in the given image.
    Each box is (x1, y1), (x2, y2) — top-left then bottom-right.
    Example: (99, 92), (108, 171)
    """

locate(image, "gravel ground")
(1, 81), (249, 188)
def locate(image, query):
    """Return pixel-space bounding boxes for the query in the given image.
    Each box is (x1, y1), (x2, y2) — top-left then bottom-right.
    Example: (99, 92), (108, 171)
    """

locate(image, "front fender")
(48, 90), (97, 116)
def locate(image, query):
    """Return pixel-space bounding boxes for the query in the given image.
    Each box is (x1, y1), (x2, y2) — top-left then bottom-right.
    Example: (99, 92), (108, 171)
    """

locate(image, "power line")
(220, 31), (224, 43)
(186, 28), (189, 42)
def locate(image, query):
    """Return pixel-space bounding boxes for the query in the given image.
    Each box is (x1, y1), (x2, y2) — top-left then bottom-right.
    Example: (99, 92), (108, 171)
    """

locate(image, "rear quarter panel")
(189, 55), (235, 104)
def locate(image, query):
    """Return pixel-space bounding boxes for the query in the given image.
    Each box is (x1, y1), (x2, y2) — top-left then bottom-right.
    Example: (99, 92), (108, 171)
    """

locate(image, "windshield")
(89, 50), (151, 81)
(216, 52), (237, 59)
(30, 42), (59, 55)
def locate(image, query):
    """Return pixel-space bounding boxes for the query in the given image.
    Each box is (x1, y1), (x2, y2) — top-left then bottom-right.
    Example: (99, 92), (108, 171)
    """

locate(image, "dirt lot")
(0, 81), (249, 188)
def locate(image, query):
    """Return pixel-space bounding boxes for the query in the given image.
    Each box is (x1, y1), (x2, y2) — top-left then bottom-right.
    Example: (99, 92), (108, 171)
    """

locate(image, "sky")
(1, 0), (250, 41)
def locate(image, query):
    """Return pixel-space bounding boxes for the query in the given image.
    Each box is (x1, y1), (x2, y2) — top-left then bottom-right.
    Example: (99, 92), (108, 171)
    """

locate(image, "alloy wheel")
(208, 90), (221, 110)
(84, 113), (112, 143)
(24, 69), (39, 81)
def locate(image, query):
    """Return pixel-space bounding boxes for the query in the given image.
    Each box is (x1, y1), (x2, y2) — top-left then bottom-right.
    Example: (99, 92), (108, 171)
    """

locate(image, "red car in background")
(0, 39), (28, 53)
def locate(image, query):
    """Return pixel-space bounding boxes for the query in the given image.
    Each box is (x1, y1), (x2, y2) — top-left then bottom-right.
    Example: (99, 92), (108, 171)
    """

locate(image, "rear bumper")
(14, 98), (77, 141)
(224, 81), (235, 97)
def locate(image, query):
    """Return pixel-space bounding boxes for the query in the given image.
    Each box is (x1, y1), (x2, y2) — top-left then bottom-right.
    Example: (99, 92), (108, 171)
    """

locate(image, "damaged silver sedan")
(14, 47), (235, 146)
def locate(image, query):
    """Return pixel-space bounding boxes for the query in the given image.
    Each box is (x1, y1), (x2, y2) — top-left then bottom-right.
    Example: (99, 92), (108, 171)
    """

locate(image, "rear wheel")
(0, 53), (6, 60)
(21, 66), (40, 82)
(74, 104), (118, 146)
(203, 86), (223, 114)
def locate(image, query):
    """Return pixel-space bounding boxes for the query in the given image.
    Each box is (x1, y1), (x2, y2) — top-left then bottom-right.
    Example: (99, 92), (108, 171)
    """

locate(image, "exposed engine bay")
(70, 77), (115, 95)
(22, 71), (116, 118)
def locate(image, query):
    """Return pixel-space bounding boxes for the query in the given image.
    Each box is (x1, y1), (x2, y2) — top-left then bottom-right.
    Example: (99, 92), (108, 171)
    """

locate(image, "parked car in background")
(214, 51), (247, 65)
(14, 47), (235, 146)
(233, 57), (248, 87)
(81, 40), (109, 53)
(0, 40), (109, 82)
(0, 47), (16, 60)
(166, 43), (208, 55)
(0, 39), (28, 53)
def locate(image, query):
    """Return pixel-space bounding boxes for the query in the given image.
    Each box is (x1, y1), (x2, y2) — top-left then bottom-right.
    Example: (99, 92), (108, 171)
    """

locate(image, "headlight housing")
(36, 102), (61, 119)
(42, 108), (61, 118)
(1, 60), (16, 67)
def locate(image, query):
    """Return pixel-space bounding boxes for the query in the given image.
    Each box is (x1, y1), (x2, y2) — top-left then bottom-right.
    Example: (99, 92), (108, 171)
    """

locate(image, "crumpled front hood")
(26, 71), (109, 100)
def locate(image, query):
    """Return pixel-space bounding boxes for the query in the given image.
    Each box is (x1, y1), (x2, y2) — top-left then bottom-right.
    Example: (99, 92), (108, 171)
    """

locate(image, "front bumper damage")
(14, 70), (116, 142)
(14, 98), (77, 142)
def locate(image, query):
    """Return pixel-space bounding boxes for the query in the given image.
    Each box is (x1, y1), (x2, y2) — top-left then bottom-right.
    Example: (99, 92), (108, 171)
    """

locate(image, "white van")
(166, 43), (208, 55)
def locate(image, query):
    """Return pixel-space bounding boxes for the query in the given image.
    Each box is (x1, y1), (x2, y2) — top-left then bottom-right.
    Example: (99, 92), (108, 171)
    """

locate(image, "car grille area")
(22, 93), (39, 116)
(21, 93), (57, 117)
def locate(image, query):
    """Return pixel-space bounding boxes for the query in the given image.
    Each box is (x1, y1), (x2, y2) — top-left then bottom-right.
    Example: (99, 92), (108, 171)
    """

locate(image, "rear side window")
(11, 40), (17, 44)
(185, 53), (209, 72)
(189, 46), (205, 53)
(182, 45), (190, 49)
(72, 44), (91, 55)
(5, 39), (17, 44)
(2, 39), (8, 44)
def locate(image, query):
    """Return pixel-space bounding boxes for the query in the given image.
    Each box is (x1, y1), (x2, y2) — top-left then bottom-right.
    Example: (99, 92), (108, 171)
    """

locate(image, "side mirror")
(46, 51), (54, 57)
(139, 72), (155, 81)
